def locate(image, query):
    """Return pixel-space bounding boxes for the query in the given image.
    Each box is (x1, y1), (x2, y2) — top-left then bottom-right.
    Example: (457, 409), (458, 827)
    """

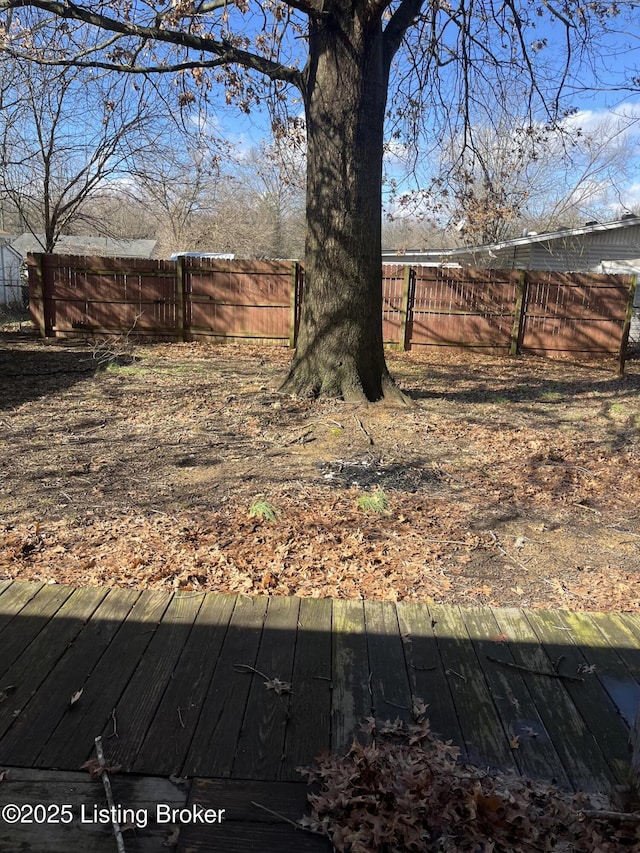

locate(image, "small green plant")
(540, 390), (562, 402)
(249, 497), (278, 522)
(357, 488), (389, 514)
(104, 362), (148, 375)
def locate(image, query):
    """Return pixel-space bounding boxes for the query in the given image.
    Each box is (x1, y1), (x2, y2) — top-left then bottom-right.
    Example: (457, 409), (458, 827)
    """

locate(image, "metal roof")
(382, 216), (640, 263)
(10, 234), (157, 259)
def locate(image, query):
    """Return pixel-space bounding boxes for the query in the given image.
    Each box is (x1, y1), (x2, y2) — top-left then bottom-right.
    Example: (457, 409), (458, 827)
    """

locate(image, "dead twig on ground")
(353, 414), (374, 445)
(251, 800), (324, 835)
(94, 735), (126, 853)
(489, 531), (530, 573)
(486, 655), (585, 683)
(577, 808), (640, 823)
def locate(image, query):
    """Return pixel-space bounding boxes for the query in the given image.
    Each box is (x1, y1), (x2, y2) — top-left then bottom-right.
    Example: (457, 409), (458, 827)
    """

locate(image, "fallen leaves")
(0, 341), (638, 612)
(299, 709), (640, 852)
(69, 688), (83, 708)
(233, 664), (293, 696)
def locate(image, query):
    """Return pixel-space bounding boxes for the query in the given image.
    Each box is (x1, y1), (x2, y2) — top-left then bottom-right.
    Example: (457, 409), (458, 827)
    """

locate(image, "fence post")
(399, 265), (414, 351)
(176, 255), (186, 343)
(289, 261), (299, 349)
(618, 274), (637, 377)
(510, 270), (527, 356)
(29, 253), (48, 338)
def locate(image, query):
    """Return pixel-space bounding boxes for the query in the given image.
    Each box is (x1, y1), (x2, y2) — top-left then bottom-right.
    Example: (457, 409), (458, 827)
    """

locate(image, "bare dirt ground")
(1, 323), (639, 611)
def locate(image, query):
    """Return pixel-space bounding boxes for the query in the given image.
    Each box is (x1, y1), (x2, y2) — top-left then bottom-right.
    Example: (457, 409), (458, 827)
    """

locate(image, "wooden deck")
(1, 580), (639, 851)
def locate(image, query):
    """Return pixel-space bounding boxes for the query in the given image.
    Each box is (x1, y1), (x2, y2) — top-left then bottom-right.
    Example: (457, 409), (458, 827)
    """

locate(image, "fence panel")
(185, 258), (293, 342)
(381, 264), (409, 346)
(409, 267), (520, 350)
(30, 255), (179, 337)
(27, 253), (635, 362)
(521, 272), (632, 354)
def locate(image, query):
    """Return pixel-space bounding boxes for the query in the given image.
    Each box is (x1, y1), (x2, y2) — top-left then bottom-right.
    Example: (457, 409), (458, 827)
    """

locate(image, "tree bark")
(281, 6), (404, 403)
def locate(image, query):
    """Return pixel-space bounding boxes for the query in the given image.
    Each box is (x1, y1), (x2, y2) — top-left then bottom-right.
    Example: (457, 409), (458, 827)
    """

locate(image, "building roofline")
(382, 216), (640, 260)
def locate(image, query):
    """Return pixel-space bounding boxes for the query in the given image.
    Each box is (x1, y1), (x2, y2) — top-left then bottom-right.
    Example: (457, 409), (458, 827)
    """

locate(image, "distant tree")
(0, 0), (632, 399)
(241, 138), (306, 259)
(393, 109), (640, 246)
(0, 45), (173, 252)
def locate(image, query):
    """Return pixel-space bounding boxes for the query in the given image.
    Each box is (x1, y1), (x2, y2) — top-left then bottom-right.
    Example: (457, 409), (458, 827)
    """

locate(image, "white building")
(0, 233), (23, 306)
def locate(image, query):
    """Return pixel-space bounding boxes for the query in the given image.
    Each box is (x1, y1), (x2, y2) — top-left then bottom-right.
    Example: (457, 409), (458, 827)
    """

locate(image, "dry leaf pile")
(300, 705), (639, 852)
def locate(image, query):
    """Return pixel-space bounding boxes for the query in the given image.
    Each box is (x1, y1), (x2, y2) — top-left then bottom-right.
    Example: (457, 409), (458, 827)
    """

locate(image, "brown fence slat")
(27, 253), (634, 360)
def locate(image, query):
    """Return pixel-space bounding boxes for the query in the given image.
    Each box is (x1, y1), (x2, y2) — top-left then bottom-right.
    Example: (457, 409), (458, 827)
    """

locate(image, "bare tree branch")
(0, 0), (303, 86)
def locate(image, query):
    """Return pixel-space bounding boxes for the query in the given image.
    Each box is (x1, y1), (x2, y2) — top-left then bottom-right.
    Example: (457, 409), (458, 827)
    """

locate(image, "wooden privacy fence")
(28, 253), (637, 367)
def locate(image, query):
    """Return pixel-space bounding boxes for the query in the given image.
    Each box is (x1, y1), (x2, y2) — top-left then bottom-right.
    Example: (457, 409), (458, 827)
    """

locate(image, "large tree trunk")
(281, 7), (403, 403)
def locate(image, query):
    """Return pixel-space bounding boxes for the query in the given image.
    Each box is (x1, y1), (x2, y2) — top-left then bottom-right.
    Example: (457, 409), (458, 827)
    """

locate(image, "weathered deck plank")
(184, 595), (268, 777)
(101, 592), (205, 771)
(36, 588), (171, 770)
(0, 587), (108, 745)
(395, 600), (465, 749)
(365, 599), (413, 724)
(0, 586), (140, 767)
(179, 779), (332, 852)
(281, 597), (332, 780)
(233, 596), (300, 780)
(331, 599), (370, 751)
(552, 609), (640, 726)
(0, 767), (189, 853)
(0, 580), (42, 637)
(429, 603), (517, 772)
(492, 607), (616, 792)
(132, 592), (236, 777)
(524, 609), (631, 786)
(462, 605), (571, 787)
(0, 583), (76, 681)
(584, 611), (640, 724)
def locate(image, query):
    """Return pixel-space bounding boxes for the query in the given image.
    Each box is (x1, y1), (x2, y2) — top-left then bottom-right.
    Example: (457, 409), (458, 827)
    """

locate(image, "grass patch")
(104, 362), (149, 375)
(539, 390), (563, 402)
(249, 497), (278, 522)
(357, 488), (389, 514)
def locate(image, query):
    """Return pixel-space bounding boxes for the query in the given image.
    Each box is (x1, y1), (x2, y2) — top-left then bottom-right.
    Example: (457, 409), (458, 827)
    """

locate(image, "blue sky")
(199, 2), (640, 222)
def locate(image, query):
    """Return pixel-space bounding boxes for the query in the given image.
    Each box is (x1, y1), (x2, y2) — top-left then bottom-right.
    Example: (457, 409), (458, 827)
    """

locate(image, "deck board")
(132, 592), (236, 777)
(0, 583), (76, 680)
(233, 596), (300, 781)
(0, 580), (43, 637)
(101, 592), (205, 772)
(395, 600), (465, 749)
(492, 607), (617, 792)
(0, 767), (189, 853)
(0, 586), (108, 745)
(365, 599), (413, 724)
(36, 588), (170, 769)
(429, 603), (518, 772)
(331, 599), (371, 751)
(180, 779), (331, 851)
(0, 587), (140, 767)
(1, 581), (639, 852)
(281, 597), (332, 780)
(462, 605), (571, 787)
(526, 608), (633, 784)
(183, 595), (268, 777)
